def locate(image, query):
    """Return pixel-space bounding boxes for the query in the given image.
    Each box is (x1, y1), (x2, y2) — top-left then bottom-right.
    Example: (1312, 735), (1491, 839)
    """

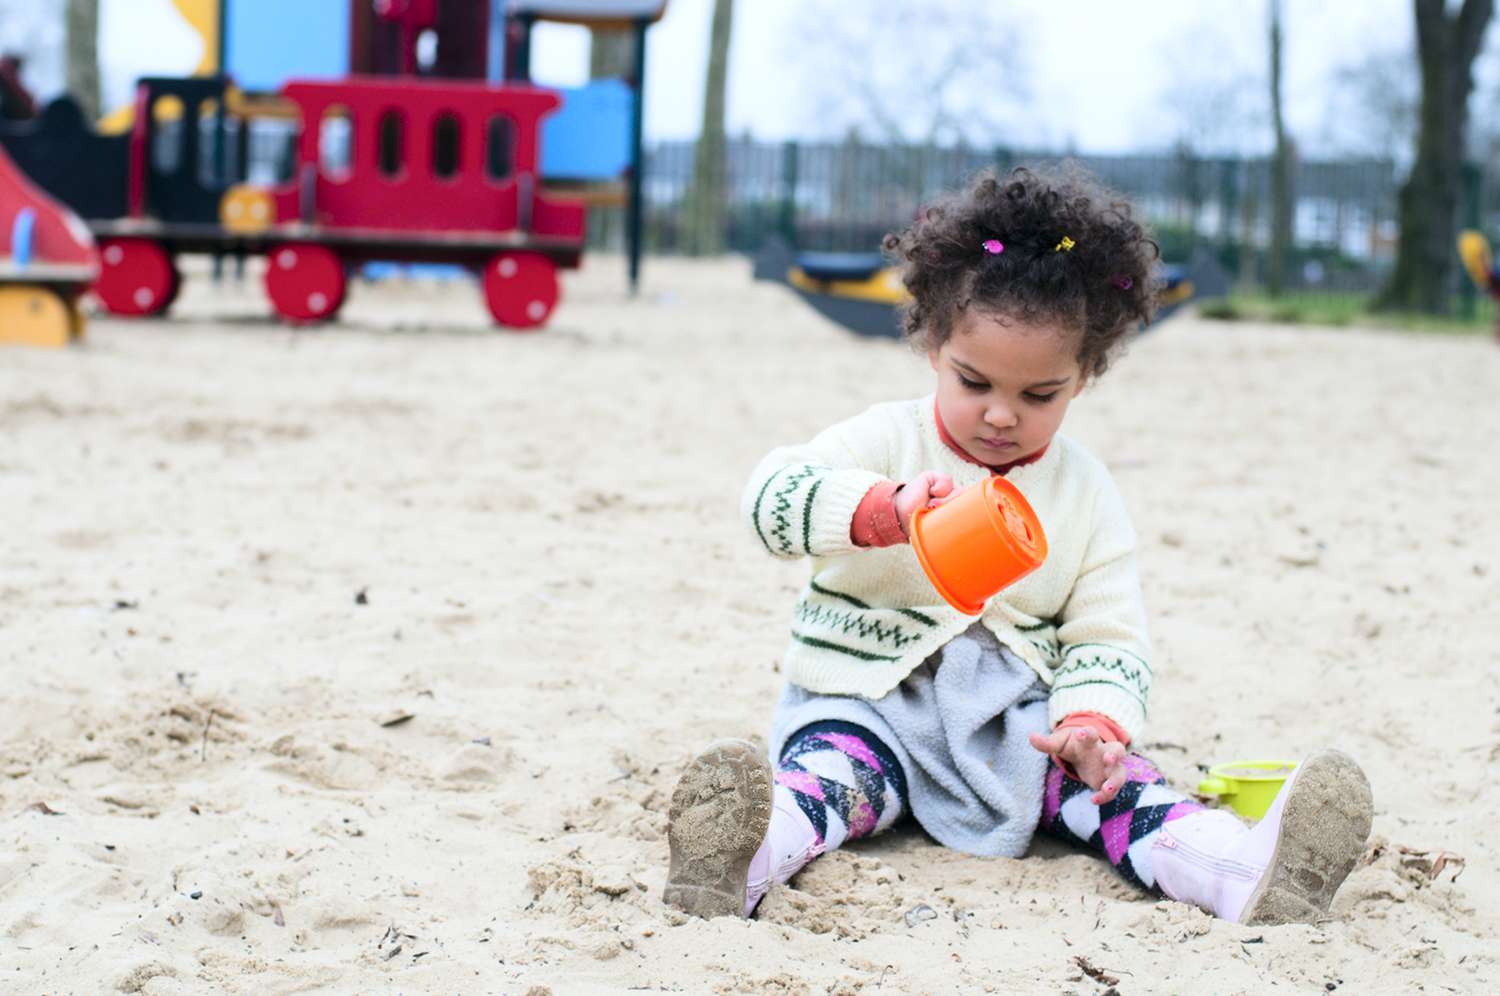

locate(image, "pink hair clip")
(1111, 275), (1133, 290)
(981, 239), (1004, 255)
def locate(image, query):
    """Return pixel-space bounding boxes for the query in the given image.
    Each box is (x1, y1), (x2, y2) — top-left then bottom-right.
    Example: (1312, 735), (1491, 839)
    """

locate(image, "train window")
(432, 112), (461, 180)
(485, 116), (514, 181)
(150, 95), (185, 174)
(319, 105), (353, 181)
(246, 118), (296, 185)
(377, 110), (405, 178)
(197, 98), (227, 186)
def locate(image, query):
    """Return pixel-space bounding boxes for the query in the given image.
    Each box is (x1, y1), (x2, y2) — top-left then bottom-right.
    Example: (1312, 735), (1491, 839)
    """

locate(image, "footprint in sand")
(439, 742), (515, 787)
(265, 735), (380, 791)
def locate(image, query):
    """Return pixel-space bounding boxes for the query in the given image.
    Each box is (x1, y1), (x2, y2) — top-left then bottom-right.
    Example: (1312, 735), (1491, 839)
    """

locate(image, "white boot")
(744, 784), (824, 916)
(1152, 749), (1374, 925)
(664, 740), (773, 919)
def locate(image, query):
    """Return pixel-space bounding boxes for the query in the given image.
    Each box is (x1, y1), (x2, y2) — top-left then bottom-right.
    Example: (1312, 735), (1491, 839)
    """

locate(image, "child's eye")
(1024, 391), (1060, 404)
(958, 375), (987, 391)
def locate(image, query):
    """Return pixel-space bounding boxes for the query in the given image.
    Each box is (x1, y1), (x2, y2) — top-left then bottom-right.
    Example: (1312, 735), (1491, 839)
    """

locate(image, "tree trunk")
(1377, 0), (1494, 314)
(64, 0), (100, 121)
(1267, 0), (1294, 297)
(685, 0), (733, 256)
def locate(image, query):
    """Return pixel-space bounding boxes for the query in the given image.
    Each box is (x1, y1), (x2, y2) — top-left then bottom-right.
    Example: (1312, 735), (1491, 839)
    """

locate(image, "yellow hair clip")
(1054, 236), (1076, 253)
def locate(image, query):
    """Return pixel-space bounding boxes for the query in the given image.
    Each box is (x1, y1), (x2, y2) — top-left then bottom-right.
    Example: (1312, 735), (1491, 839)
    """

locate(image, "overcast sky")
(538, 0), (1500, 154)
(3, 0), (1497, 156)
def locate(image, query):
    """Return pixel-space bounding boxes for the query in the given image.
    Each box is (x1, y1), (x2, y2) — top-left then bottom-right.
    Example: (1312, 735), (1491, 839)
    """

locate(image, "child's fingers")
(931, 474), (954, 497)
(1028, 729), (1069, 755)
(1091, 759), (1130, 804)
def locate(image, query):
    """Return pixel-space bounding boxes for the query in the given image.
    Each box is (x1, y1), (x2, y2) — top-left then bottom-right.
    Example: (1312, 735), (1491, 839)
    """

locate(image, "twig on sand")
(200, 709), (217, 762)
(1142, 741), (1187, 753)
(1362, 840), (1467, 883)
(1073, 955), (1120, 987)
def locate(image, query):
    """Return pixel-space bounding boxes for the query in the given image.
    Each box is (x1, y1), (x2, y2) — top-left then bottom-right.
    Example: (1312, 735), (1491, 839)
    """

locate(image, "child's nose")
(985, 403), (1019, 428)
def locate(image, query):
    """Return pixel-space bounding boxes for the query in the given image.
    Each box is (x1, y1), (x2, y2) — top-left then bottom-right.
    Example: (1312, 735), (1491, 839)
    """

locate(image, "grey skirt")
(770, 622), (1051, 858)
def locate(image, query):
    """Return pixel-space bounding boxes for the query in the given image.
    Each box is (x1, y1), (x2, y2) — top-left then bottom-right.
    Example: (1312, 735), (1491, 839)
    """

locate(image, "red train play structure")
(0, 1), (672, 336)
(68, 75), (585, 328)
(0, 142), (96, 347)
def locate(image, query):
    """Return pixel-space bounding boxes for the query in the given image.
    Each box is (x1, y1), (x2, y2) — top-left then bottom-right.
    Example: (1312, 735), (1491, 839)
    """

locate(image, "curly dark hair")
(881, 163), (1159, 379)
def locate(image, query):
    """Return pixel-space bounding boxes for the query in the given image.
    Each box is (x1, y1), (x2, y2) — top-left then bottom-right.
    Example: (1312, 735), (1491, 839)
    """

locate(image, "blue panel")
(361, 262), (468, 282)
(226, 0), (350, 92)
(541, 79), (633, 181)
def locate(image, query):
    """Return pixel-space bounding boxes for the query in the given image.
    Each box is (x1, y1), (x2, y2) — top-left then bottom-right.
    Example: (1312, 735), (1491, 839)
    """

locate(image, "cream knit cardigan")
(743, 395), (1152, 742)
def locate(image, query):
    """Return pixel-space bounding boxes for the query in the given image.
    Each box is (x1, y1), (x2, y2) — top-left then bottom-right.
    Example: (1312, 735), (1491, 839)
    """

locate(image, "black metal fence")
(629, 137), (1495, 306)
(205, 111), (1496, 312)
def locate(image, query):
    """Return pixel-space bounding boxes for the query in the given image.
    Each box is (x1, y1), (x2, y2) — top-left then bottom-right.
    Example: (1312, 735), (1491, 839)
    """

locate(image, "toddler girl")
(663, 165), (1373, 926)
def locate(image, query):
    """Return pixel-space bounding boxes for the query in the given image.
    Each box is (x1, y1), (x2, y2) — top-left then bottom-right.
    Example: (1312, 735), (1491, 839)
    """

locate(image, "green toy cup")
(1196, 760), (1299, 820)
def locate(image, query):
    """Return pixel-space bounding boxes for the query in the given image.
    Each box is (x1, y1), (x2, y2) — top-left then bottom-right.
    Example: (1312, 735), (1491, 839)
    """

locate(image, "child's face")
(928, 311), (1085, 465)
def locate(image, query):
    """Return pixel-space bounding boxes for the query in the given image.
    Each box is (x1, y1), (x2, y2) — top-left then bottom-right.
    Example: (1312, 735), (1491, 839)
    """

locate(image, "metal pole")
(1461, 161), (1481, 320)
(778, 139), (798, 247)
(627, 17), (647, 296)
(213, 0), (229, 282)
(502, 12), (531, 81)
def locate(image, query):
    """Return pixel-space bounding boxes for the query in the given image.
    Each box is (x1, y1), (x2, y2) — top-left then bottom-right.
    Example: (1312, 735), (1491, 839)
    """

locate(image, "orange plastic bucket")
(909, 476), (1048, 614)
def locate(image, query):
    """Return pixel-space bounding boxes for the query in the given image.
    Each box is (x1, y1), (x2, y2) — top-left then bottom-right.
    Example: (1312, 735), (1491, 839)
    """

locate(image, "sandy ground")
(2, 254), (1498, 995)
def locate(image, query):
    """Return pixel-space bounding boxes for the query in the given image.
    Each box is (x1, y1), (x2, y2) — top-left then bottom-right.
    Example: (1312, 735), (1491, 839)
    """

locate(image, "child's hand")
(1028, 726), (1129, 805)
(894, 472), (955, 538)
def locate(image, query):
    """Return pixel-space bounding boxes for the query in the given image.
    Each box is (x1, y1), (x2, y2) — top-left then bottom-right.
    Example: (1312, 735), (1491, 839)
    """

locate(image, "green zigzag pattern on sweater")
(1013, 619), (1060, 664)
(1027, 638), (1062, 665)
(1054, 650), (1151, 699)
(793, 600), (927, 650)
(753, 463), (828, 556)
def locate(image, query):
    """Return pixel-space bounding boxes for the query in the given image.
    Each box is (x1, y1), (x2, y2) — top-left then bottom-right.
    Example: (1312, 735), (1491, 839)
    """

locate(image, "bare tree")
(64, 0), (98, 120)
(1378, 0), (1495, 313)
(684, 0), (733, 255)
(789, 0), (1027, 148)
(1154, 14), (1264, 157)
(1320, 45), (1419, 163)
(1267, 0), (1295, 296)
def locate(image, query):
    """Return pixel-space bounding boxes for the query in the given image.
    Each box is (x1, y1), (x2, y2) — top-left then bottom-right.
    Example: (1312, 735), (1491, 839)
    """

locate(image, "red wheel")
(95, 238), (178, 317)
(265, 243), (346, 324)
(481, 251), (559, 330)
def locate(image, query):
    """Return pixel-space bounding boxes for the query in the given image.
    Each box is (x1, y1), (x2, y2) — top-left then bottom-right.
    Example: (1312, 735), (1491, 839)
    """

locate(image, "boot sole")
(663, 739), (773, 919)
(1241, 749), (1374, 925)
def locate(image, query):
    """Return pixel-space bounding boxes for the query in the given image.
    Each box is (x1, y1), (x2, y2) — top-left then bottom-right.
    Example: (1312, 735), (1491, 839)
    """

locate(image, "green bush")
(1199, 300), (1241, 320)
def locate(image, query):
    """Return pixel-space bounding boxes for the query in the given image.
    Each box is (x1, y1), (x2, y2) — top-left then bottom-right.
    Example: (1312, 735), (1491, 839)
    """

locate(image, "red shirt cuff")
(1048, 712), (1130, 780)
(850, 481), (906, 547)
(1054, 711), (1129, 746)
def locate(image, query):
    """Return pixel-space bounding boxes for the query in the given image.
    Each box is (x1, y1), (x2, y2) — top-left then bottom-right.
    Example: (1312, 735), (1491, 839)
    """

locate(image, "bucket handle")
(1196, 777), (1234, 798)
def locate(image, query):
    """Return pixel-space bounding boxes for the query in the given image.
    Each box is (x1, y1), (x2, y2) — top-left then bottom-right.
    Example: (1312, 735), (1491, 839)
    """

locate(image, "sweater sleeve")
(1048, 474), (1153, 742)
(742, 406), (895, 560)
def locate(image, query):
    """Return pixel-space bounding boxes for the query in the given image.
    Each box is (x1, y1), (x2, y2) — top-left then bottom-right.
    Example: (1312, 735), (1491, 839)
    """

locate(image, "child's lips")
(978, 436), (1017, 450)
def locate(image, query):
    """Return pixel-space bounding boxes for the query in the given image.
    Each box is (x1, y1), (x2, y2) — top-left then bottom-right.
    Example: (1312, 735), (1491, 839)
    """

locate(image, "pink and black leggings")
(777, 720), (1203, 890)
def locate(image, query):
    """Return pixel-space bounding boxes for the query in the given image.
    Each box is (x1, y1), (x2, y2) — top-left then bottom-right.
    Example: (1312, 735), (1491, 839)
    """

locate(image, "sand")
(2, 254), (1497, 994)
